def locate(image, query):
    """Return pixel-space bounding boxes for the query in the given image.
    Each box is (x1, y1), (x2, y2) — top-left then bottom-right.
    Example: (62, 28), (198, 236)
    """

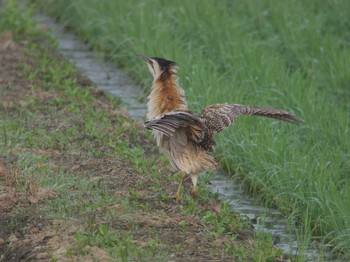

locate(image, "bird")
(141, 55), (300, 202)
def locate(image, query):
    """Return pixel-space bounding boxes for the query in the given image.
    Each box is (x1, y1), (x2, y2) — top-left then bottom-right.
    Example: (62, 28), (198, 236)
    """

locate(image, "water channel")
(33, 13), (335, 261)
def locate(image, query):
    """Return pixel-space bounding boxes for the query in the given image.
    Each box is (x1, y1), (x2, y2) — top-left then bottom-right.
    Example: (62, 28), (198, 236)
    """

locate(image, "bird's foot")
(191, 186), (198, 199)
(174, 192), (182, 203)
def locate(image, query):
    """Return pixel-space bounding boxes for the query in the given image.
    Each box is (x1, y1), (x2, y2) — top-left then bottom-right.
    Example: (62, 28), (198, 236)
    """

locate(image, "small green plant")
(0, 0), (37, 35)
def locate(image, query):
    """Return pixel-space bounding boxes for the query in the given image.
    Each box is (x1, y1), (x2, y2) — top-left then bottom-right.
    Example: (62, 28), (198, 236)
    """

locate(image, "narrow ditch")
(33, 13), (335, 261)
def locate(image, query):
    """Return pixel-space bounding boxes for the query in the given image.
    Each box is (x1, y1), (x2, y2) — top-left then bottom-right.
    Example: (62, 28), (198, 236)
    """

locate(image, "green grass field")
(34, 0), (350, 259)
(1, 1), (287, 260)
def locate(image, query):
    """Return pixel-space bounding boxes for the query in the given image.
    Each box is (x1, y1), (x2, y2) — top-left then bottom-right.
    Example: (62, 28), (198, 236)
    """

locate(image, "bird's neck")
(147, 72), (188, 120)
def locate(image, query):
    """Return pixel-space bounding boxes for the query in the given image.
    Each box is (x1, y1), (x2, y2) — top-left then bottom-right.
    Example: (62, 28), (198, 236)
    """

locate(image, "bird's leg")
(174, 171), (187, 203)
(190, 175), (198, 198)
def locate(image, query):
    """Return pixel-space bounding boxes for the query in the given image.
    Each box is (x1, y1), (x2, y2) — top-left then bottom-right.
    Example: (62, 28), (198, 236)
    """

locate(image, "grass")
(0, 1), (284, 261)
(31, 0), (350, 259)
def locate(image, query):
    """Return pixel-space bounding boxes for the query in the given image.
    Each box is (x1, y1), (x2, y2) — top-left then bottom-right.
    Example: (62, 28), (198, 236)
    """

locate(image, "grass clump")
(32, 0), (350, 259)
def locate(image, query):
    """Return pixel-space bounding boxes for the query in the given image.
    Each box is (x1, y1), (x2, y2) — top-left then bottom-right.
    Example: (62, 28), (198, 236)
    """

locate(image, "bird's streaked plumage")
(142, 56), (300, 201)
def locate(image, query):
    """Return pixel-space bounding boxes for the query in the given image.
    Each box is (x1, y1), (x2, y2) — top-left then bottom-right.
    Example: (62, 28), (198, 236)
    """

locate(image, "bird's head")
(140, 55), (177, 80)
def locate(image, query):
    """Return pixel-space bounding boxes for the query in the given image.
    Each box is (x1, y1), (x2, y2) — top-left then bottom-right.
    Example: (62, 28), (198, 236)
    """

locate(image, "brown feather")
(201, 103), (300, 134)
(144, 56), (300, 195)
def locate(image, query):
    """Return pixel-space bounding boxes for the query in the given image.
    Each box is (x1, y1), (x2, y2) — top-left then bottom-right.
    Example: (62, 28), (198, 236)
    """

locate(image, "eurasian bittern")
(142, 56), (299, 202)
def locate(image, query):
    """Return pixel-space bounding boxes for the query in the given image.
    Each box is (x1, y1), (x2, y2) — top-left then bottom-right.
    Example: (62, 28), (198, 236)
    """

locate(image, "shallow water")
(35, 15), (146, 120)
(33, 13), (336, 261)
(210, 171), (322, 260)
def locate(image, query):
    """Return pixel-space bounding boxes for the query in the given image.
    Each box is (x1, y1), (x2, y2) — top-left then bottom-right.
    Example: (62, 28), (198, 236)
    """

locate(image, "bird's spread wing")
(201, 103), (300, 133)
(144, 111), (205, 142)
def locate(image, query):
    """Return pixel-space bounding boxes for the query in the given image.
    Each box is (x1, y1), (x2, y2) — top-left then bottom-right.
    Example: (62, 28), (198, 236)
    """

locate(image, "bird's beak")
(138, 54), (152, 64)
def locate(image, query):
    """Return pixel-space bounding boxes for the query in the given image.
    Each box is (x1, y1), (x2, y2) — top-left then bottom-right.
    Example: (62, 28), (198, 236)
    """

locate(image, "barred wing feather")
(201, 103), (300, 133)
(144, 111), (205, 142)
